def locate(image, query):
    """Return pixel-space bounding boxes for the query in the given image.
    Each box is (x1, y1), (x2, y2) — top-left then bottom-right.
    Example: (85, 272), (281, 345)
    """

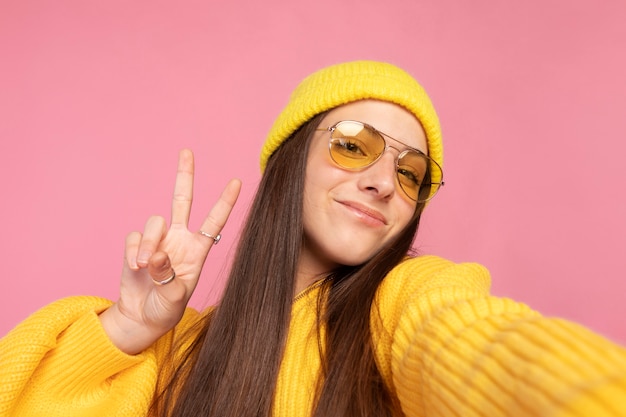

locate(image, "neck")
(295, 247), (337, 296)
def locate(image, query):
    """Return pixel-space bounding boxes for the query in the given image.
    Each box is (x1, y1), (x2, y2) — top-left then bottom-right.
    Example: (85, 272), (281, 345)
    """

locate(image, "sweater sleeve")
(0, 296), (201, 417)
(373, 256), (626, 417)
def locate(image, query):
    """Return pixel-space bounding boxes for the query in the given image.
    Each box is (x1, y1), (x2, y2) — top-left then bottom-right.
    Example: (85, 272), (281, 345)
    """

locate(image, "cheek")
(394, 201), (418, 232)
(304, 157), (350, 196)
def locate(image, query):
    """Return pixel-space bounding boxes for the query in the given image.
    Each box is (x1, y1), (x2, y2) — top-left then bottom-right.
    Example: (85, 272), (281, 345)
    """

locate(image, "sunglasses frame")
(317, 120), (444, 203)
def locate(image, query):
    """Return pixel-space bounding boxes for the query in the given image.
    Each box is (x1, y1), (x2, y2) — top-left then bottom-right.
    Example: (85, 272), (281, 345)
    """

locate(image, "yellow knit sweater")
(1, 255), (626, 416)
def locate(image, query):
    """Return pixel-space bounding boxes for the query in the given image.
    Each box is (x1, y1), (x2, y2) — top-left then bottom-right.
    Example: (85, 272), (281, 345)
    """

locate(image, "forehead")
(318, 100), (428, 153)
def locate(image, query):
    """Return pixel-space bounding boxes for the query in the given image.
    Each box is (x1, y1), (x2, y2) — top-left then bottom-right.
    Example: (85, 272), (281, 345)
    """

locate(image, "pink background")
(1, 1), (625, 343)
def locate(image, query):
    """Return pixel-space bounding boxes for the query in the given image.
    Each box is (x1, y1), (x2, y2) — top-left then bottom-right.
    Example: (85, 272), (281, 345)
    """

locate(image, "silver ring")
(152, 271), (176, 286)
(199, 230), (221, 244)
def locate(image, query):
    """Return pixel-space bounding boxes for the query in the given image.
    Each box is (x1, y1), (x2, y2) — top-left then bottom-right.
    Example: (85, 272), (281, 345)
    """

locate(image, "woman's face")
(300, 99), (427, 276)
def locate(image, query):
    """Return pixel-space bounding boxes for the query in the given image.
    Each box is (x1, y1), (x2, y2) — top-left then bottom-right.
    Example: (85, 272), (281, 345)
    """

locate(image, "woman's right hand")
(99, 149), (241, 355)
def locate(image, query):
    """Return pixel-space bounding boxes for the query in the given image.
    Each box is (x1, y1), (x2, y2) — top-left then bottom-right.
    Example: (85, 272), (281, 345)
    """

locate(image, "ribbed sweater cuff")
(1, 297), (159, 416)
(38, 310), (149, 398)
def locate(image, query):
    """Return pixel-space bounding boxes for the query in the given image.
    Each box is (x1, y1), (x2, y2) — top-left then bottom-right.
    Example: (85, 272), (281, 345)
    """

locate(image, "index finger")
(171, 149), (194, 227)
(198, 178), (242, 244)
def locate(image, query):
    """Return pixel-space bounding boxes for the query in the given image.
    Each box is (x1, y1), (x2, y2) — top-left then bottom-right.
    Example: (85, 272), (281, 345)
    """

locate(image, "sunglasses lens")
(398, 151), (443, 203)
(397, 151), (427, 201)
(329, 121), (385, 168)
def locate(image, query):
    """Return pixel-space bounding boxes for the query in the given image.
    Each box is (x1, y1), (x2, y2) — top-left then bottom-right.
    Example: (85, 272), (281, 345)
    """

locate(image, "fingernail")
(137, 251), (151, 266)
(129, 257), (139, 270)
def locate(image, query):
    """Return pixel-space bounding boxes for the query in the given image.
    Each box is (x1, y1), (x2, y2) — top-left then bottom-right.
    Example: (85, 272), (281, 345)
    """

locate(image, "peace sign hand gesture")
(99, 149), (241, 355)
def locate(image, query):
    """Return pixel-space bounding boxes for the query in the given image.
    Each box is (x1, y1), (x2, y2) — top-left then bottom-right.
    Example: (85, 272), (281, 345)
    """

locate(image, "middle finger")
(171, 149), (195, 227)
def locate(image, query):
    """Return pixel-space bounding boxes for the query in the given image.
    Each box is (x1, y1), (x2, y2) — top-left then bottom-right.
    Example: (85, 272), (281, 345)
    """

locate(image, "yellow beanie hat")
(260, 60), (443, 187)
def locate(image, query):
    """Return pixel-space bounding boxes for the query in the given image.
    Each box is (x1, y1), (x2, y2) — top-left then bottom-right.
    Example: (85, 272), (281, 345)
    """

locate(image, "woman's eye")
(397, 167), (420, 185)
(337, 138), (366, 155)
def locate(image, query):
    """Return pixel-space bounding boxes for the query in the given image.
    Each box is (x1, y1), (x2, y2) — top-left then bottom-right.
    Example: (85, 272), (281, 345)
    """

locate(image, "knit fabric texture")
(2, 256), (626, 417)
(259, 61), (444, 196)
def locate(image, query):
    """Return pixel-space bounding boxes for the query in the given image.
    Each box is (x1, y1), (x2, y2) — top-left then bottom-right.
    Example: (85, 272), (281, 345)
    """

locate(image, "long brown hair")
(155, 111), (425, 417)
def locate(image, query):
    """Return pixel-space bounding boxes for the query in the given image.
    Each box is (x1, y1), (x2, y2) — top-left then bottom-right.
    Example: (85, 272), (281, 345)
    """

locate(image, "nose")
(356, 149), (397, 200)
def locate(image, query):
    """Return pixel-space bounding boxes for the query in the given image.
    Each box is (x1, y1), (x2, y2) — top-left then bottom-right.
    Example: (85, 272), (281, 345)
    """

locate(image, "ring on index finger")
(199, 230), (221, 244)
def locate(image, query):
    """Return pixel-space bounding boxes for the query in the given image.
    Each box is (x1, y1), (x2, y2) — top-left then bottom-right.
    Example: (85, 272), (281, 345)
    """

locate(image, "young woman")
(1, 61), (625, 417)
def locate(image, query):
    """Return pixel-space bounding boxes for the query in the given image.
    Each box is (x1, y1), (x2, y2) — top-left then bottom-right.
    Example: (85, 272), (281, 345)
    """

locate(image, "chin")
(333, 249), (380, 267)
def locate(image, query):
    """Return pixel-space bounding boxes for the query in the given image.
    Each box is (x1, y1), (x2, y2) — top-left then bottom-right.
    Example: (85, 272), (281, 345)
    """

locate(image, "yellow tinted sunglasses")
(317, 120), (444, 202)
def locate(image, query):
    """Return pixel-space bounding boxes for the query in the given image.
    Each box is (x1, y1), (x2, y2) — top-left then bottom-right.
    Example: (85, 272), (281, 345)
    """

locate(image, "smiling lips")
(338, 200), (388, 226)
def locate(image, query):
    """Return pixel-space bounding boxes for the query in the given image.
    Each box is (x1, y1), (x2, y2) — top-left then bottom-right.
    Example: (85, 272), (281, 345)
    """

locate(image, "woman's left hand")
(99, 149), (241, 354)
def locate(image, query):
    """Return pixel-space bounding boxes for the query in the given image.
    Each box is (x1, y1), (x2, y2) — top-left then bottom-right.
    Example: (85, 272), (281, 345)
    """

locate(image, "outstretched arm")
(377, 257), (626, 417)
(99, 149), (241, 354)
